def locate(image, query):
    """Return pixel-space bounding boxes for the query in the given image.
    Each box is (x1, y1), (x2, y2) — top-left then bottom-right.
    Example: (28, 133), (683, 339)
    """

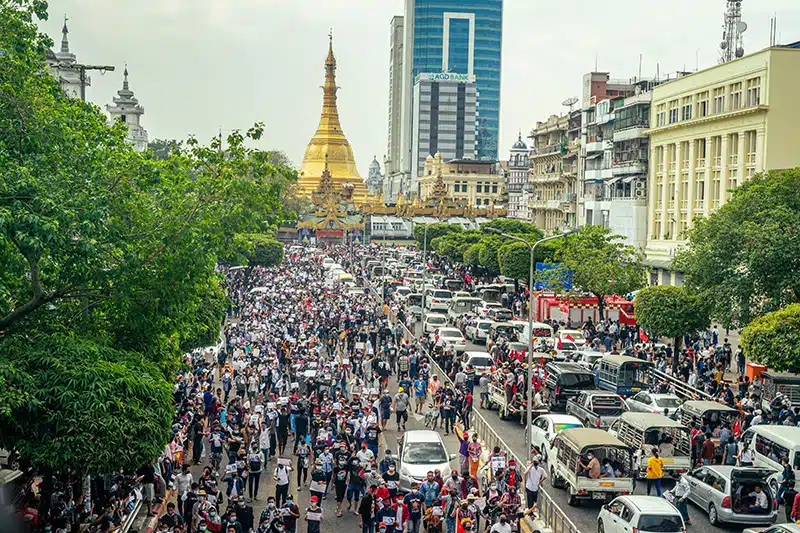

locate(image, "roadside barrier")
(365, 281), (580, 533)
(646, 367), (714, 401)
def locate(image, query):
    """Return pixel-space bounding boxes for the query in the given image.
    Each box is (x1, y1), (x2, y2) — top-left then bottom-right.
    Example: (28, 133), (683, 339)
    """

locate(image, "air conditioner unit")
(635, 182), (646, 191)
(634, 189), (646, 199)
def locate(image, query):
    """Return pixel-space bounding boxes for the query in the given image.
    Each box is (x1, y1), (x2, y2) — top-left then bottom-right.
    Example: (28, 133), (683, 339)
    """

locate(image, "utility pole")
(72, 63), (116, 102)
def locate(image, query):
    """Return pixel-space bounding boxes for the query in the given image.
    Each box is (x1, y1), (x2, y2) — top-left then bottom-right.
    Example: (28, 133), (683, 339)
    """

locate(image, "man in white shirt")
(489, 515), (512, 533)
(747, 486), (768, 514)
(524, 460), (547, 512)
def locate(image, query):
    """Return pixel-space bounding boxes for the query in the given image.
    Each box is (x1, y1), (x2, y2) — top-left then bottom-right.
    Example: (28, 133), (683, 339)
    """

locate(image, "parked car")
(558, 329), (587, 347)
(486, 307), (514, 322)
(571, 349), (605, 370)
(425, 289), (453, 313)
(598, 496), (685, 533)
(392, 285), (413, 303)
(461, 351), (493, 380)
(476, 302), (503, 317)
(683, 466), (778, 526)
(566, 390), (628, 429)
(397, 430), (456, 492)
(431, 327), (467, 354)
(625, 392), (683, 415)
(544, 363), (596, 410)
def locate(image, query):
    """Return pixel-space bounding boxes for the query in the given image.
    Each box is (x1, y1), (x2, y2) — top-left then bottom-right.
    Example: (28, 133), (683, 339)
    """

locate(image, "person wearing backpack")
(247, 444), (265, 501)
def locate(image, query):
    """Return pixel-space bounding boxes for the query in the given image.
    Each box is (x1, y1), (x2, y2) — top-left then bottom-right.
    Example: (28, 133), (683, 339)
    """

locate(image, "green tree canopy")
(555, 225), (645, 318)
(233, 233), (285, 267)
(147, 138), (183, 160)
(634, 286), (710, 371)
(463, 244), (482, 266)
(430, 230), (483, 263)
(740, 303), (800, 372)
(0, 335), (173, 476)
(0, 0), (296, 475)
(413, 223), (462, 249)
(481, 219), (543, 239)
(674, 169), (800, 329)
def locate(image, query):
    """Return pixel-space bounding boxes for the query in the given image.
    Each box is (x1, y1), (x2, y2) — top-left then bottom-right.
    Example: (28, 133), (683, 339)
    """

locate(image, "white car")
(465, 319), (493, 343)
(625, 392), (683, 415)
(571, 349), (605, 369)
(392, 286), (413, 303)
(554, 340), (580, 361)
(598, 496), (685, 533)
(530, 414), (583, 464)
(423, 313), (448, 334)
(558, 329), (587, 346)
(431, 327), (467, 353)
(425, 289), (453, 313)
(322, 257), (335, 269)
(477, 302), (503, 317)
(462, 351), (493, 379)
(398, 430), (455, 492)
(744, 525), (800, 533)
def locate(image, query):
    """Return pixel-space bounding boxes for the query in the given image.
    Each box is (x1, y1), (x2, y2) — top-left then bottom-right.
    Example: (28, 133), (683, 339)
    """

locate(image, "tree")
(463, 244), (482, 266)
(147, 138), (183, 160)
(634, 286), (710, 372)
(478, 236), (503, 275)
(481, 219), (543, 239)
(555, 225), (645, 319)
(497, 239), (563, 282)
(234, 233), (284, 267)
(674, 169), (800, 329)
(0, 335), (173, 476)
(413, 223), (461, 250)
(430, 230), (482, 263)
(740, 304), (800, 372)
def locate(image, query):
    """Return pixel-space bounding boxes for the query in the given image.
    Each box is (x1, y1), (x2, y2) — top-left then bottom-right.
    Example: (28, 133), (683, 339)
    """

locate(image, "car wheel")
(499, 406), (506, 421)
(567, 486), (578, 506)
(598, 520), (604, 533)
(708, 504), (721, 526)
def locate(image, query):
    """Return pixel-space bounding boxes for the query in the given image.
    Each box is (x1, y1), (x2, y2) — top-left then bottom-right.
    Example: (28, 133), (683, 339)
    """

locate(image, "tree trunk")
(597, 294), (606, 321)
(673, 336), (682, 375)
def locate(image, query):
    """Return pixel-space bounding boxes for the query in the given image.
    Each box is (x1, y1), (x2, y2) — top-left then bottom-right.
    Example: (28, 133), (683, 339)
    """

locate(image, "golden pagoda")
(297, 35), (369, 205)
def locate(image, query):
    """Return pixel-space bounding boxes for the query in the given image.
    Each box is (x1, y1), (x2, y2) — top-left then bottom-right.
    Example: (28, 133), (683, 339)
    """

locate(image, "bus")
(592, 355), (653, 397)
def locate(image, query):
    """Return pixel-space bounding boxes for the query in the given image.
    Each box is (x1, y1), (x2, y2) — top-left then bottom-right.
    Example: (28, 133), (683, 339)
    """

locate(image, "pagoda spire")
(61, 15), (70, 54)
(123, 63), (130, 91)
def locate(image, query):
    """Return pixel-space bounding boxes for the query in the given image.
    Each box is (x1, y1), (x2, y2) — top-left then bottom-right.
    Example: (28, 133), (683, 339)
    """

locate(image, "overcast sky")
(41, 0), (799, 175)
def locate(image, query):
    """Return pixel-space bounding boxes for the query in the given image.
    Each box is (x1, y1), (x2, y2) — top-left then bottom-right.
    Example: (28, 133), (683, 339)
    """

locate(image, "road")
(411, 321), (758, 533)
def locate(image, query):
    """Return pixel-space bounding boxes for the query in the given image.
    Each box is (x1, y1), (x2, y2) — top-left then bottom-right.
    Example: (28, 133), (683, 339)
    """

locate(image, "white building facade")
(106, 68), (148, 152)
(506, 133), (529, 220)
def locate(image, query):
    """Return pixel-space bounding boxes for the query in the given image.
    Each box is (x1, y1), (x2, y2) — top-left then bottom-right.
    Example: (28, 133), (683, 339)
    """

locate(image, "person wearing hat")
(281, 494), (300, 533)
(304, 495), (323, 533)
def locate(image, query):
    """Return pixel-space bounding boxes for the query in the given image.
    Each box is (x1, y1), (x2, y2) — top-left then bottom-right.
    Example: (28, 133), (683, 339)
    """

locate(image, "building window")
(730, 82), (743, 111)
(695, 138), (707, 168)
(656, 104), (666, 127)
(476, 183), (482, 193)
(696, 91), (709, 118)
(712, 87), (725, 114)
(681, 97), (692, 121)
(712, 136), (722, 168)
(668, 99), (679, 124)
(746, 77), (761, 106)
(492, 184), (498, 194)
(728, 133), (739, 166)
(744, 130), (757, 165)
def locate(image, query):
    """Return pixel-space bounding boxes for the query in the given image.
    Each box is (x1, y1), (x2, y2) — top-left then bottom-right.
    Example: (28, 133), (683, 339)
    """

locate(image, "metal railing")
(646, 367), (714, 401)
(366, 279), (580, 533)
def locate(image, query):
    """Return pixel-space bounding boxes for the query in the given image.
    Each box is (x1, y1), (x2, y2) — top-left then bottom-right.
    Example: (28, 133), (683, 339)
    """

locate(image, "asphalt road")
(413, 321), (757, 533)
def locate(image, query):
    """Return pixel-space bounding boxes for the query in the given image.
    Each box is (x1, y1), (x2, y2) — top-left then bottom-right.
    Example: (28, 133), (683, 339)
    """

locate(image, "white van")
(741, 425), (800, 476)
(510, 320), (554, 344)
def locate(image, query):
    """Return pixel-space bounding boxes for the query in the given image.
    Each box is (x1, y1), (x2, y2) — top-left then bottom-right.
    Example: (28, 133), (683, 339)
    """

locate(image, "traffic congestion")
(342, 240), (800, 533)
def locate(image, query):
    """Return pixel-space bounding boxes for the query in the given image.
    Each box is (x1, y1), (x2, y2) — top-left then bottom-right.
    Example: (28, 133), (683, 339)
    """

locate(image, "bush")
(741, 304), (800, 372)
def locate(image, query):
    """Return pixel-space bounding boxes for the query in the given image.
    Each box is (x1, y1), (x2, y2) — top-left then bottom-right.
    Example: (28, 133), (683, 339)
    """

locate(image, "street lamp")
(69, 63), (116, 102)
(485, 227), (577, 461)
(421, 224), (432, 333)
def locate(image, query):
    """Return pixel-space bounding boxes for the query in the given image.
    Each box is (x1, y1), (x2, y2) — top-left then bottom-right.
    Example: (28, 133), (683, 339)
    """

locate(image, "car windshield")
(637, 514), (683, 532)
(433, 291), (452, 299)
(440, 331), (462, 339)
(554, 423), (582, 432)
(429, 317), (446, 324)
(478, 323), (491, 330)
(563, 332), (585, 341)
(398, 288), (411, 295)
(408, 295), (422, 305)
(469, 357), (493, 367)
(655, 397), (683, 408)
(404, 442), (448, 465)
(559, 342), (578, 351)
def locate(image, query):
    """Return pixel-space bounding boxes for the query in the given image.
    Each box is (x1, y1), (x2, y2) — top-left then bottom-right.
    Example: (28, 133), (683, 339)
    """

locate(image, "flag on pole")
(639, 329), (649, 343)
(565, 334), (576, 343)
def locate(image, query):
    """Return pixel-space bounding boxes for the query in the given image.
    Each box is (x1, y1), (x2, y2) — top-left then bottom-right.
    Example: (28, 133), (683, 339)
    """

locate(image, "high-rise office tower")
(385, 16), (405, 198)
(399, 0), (503, 194)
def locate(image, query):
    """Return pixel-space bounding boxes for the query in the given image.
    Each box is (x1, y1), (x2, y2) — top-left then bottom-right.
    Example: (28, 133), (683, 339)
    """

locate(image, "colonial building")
(506, 133), (529, 220)
(296, 36), (370, 205)
(106, 67), (148, 152)
(417, 153), (505, 207)
(644, 45), (800, 285)
(527, 111), (581, 232)
(366, 156), (384, 196)
(45, 17), (89, 100)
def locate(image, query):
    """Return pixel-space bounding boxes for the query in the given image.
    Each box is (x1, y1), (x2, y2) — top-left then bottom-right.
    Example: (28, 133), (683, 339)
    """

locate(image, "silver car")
(397, 430), (456, 492)
(683, 466), (777, 526)
(626, 392), (683, 415)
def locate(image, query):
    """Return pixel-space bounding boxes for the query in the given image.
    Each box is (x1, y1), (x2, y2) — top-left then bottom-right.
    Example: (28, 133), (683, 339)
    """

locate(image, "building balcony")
(613, 126), (648, 142)
(584, 169), (602, 181)
(613, 160), (646, 176)
(585, 139), (612, 153)
(531, 144), (563, 157)
(531, 171), (564, 183)
(601, 168), (614, 179)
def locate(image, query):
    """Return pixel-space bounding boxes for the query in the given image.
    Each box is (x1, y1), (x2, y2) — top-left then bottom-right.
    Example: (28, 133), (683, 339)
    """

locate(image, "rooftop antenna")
(719, 0), (746, 63)
(638, 54), (642, 80)
(594, 53), (598, 72)
(562, 97), (579, 113)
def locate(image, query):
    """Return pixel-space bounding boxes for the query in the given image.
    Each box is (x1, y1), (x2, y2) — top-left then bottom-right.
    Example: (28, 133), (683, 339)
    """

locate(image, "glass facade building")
(409, 0), (503, 160)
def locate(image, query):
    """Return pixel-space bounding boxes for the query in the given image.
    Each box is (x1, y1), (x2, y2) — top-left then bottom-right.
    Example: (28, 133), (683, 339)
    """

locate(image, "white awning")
(606, 177), (622, 186)
(622, 176), (637, 184)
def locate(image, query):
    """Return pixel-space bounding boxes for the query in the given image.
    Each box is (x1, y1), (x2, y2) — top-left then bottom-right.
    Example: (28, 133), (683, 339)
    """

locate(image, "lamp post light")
(484, 227), (577, 461)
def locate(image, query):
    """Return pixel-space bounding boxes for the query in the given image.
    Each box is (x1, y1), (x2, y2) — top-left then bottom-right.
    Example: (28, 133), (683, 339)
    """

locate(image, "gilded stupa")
(297, 35), (369, 205)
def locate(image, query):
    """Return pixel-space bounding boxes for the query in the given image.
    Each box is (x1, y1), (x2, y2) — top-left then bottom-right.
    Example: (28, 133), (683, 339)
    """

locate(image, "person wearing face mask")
(382, 462), (400, 501)
(259, 497), (280, 527)
(489, 514), (512, 533)
(333, 455), (350, 517)
(357, 442), (375, 466)
(309, 460), (328, 503)
(499, 486), (521, 516)
(443, 471), (461, 495)
(443, 488), (458, 533)
(403, 483), (424, 533)
(379, 449), (395, 475)
(280, 494), (300, 533)
(304, 495), (323, 533)
(223, 509), (242, 533)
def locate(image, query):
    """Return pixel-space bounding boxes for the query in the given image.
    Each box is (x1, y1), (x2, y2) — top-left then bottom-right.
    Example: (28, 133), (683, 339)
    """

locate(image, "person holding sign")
(304, 495), (323, 533)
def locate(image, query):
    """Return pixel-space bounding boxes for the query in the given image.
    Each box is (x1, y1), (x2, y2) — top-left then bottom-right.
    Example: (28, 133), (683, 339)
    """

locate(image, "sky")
(41, 0), (800, 175)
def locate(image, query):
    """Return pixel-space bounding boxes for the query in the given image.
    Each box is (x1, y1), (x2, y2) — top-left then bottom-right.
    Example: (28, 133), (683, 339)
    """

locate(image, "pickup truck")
(566, 390), (628, 429)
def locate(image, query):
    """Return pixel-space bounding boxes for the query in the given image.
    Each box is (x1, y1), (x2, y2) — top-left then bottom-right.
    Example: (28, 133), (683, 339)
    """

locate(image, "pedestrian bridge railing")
(646, 367), (714, 402)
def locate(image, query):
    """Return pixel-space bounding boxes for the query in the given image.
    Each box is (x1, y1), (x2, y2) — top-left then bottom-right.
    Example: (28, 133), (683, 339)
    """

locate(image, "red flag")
(557, 337), (563, 350)
(639, 329), (649, 343)
(565, 334), (575, 343)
